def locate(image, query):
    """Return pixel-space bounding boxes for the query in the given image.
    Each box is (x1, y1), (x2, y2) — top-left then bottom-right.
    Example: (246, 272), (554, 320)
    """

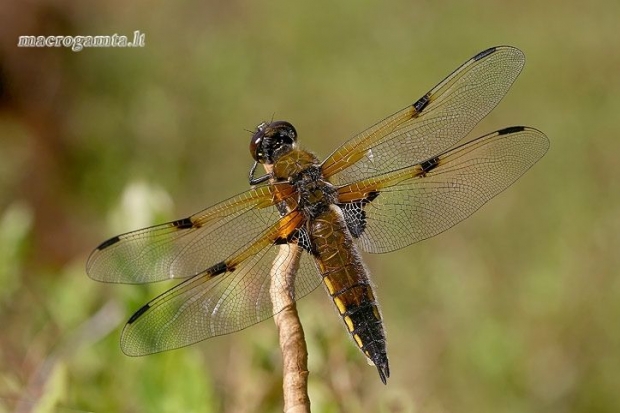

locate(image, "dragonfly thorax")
(290, 162), (338, 219)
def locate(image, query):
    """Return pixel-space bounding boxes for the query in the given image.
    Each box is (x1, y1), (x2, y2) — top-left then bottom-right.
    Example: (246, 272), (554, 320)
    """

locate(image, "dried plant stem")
(264, 164), (311, 413)
(270, 243), (311, 412)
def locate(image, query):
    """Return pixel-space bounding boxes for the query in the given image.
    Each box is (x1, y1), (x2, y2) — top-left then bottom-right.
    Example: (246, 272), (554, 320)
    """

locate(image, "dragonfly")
(86, 46), (549, 384)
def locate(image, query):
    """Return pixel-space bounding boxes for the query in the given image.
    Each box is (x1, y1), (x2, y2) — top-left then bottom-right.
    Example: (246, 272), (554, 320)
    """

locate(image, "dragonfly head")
(250, 121), (297, 164)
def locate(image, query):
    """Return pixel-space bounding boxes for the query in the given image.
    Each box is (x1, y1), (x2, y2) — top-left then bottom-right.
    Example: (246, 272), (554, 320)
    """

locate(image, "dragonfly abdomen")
(309, 205), (390, 384)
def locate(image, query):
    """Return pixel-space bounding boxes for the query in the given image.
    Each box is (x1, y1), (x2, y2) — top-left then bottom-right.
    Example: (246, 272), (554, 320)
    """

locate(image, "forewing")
(337, 127), (549, 253)
(322, 46), (526, 185)
(120, 217), (322, 355)
(86, 184), (294, 283)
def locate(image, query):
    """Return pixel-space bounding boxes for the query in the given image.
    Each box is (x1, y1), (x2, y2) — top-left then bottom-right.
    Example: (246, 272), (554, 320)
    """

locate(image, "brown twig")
(264, 164), (311, 413)
(270, 243), (311, 412)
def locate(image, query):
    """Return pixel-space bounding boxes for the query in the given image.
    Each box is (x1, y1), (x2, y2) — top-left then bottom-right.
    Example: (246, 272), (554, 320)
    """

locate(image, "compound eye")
(249, 132), (263, 162)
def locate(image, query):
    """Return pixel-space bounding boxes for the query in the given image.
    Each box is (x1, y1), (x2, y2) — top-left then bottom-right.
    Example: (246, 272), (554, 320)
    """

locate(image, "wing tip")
(496, 125), (550, 154)
(473, 45), (525, 66)
(473, 46), (498, 61)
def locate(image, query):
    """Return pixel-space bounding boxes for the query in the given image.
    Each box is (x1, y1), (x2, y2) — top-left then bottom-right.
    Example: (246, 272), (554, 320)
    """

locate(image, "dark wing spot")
(420, 156), (440, 174)
(286, 228), (313, 254)
(172, 217), (194, 229)
(342, 202), (367, 238)
(366, 191), (379, 203)
(412, 92), (431, 113)
(206, 261), (228, 276)
(274, 228), (313, 254)
(97, 235), (121, 250)
(274, 236), (288, 245)
(497, 125), (525, 135)
(127, 303), (150, 324)
(339, 191), (380, 238)
(473, 46), (497, 61)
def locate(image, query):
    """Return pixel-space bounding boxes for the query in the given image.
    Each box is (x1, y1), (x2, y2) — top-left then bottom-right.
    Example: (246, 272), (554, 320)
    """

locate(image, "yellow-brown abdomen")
(309, 205), (389, 383)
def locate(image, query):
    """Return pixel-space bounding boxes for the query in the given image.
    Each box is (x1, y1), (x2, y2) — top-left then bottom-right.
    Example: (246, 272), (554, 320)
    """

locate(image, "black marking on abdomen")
(344, 301), (389, 384)
(342, 300), (375, 318)
(413, 92), (431, 113)
(97, 235), (121, 250)
(331, 280), (371, 299)
(127, 303), (150, 324)
(172, 217), (194, 229)
(347, 304), (384, 341)
(420, 156), (440, 174)
(497, 125), (525, 135)
(474, 46), (496, 61)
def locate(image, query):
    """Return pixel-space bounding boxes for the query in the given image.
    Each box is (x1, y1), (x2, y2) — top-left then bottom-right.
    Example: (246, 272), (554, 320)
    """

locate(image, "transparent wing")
(86, 184), (294, 283)
(322, 46), (526, 185)
(120, 223), (322, 355)
(337, 127), (549, 253)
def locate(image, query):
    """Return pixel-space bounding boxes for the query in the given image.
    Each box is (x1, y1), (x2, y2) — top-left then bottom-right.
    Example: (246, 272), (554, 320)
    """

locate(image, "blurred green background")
(1, 0), (619, 412)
